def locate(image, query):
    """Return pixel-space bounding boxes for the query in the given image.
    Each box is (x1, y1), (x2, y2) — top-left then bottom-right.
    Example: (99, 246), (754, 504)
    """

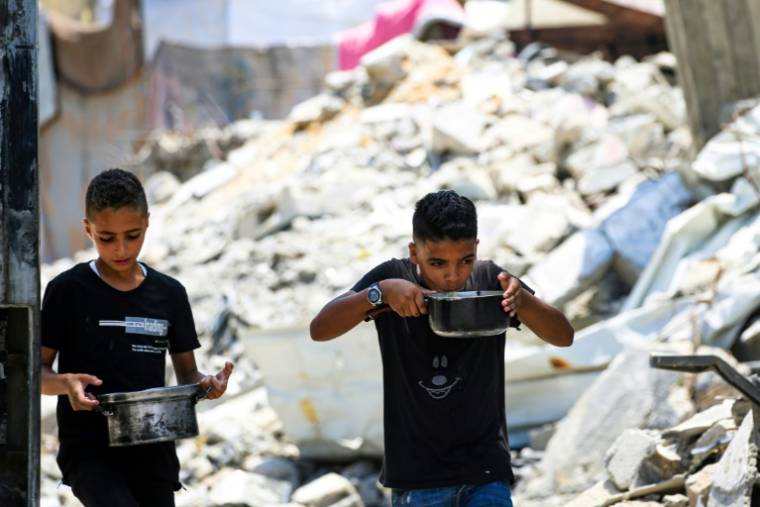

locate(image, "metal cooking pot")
(426, 290), (510, 337)
(96, 383), (210, 447)
(366, 290), (510, 338)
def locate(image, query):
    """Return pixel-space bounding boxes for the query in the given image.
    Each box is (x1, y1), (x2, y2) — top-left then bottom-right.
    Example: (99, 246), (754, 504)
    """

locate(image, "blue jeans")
(391, 480), (513, 507)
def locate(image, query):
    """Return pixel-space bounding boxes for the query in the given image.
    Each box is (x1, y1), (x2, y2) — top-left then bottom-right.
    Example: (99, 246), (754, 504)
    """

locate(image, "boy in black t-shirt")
(41, 169), (234, 507)
(310, 190), (574, 507)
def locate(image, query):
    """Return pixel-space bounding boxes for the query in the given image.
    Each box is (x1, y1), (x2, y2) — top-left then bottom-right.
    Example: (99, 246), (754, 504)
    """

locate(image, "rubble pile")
(509, 99), (760, 506)
(39, 26), (760, 507)
(128, 120), (268, 183)
(46, 37), (694, 335)
(513, 347), (760, 507)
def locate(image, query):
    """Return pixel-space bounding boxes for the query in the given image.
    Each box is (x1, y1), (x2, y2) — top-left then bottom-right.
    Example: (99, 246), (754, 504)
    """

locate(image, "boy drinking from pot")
(41, 168), (234, 506)
(310, 190), (573, 506)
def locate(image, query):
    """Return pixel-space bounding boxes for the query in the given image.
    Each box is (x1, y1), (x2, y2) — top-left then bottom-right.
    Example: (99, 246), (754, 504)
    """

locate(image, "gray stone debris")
(289, 94), (345, 128)
(563, 480), (620, 507)
(689, 418), (737, 467)
(41, 24), (760, 507)
(599, 171), (695, 285)
(207, 469), (294, 506)
(145, 170), (181, 205)
(291, 472), (363, 507)
(686, 463), (716, 507)
(662, 399), (737, 440)
(662, 494), (689, 507)
(525, 228), (614, 307)
(431, 101), (488, 155)
(518, 347), (685, 499)
(707, 413), (758, 507)
(605, 429), (660, 490)
(360, 35), (411, 86)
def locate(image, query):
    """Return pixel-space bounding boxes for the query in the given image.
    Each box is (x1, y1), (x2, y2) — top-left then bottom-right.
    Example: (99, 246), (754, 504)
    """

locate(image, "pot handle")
(364, 305), (391, 321)
(364, 296), (435, 321)
(194, 385), (213, 404)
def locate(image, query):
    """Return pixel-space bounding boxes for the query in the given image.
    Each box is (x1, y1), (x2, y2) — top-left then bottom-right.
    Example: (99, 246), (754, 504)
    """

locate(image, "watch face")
(368, 287), (381, 304)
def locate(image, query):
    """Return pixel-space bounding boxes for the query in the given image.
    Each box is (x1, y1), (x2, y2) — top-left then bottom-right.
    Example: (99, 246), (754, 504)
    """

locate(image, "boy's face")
(84, 206), (149, 274)
(409, 238), (478, 292)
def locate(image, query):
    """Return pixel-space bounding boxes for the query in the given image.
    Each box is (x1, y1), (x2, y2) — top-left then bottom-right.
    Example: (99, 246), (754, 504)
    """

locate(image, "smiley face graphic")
(418, 355), (462, 400)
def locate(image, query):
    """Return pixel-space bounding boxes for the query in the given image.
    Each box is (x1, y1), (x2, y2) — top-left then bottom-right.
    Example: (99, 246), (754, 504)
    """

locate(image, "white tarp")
(242, 324), (385, 459)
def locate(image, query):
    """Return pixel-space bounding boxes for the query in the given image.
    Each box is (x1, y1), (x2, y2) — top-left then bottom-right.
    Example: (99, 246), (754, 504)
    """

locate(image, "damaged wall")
(664, 0), (760, 150)
(0, 1), (40, 505)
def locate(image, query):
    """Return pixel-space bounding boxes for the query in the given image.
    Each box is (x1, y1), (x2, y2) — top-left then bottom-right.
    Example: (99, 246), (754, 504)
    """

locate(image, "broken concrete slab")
(645, 443), (684, 484)
(564, 479), (621, 507)
(519, 347), (685, 497)
(431, 101), (488, 155)
(290, 94), (345, 128)
(207, 469), (293, 507)
(685, 463), (716, 507)
(707, 413), (758, 507)
(487, 153), (556, 195)
(599, 171), (695, 285)
(484, 114), (554, 153)
(691, 104), (760, 182)
(291, 472), (362, 507)
(662, 399), (737, 440)
(560, 58), (616, 97)
(564, 135), (629, 180)
(461, 68), (513, 107)
(525, 228), (614, 307)
(578, 159), (640, 196)
(430, 157), (497, 201)
(144, 170), (180, 205)
(662, 494), (689, 507)
(605, 428), (660, 490)
(608, 113), (666, 161)
(690, 419), (737, 467)
(360, 35), (412, 85)
(164, 161), (240, 211)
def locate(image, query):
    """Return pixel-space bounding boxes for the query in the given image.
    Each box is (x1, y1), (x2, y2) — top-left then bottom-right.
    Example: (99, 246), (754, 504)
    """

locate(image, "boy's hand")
(199, 361), (234, 400)
(382, 279), (434, 317)
(65, 373), (102, 411)
(498, 272), (524, 318)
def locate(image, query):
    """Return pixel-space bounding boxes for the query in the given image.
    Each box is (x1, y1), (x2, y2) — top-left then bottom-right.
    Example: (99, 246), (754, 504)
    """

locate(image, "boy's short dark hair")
(412, 190), (477, 242)
(85, 168), (148, 218)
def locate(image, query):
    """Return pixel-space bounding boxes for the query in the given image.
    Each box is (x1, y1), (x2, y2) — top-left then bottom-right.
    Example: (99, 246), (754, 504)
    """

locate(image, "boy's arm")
(170, 351), (233, 400)
(309, 289), (374, 342)
(310, 279), (433, 341)
(498, 273), (574, 347)
(40, 345), (102, 410)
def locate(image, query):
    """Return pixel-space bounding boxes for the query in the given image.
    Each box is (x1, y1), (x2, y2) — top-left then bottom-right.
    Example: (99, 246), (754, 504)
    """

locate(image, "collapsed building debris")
(39, 20), (760, 507)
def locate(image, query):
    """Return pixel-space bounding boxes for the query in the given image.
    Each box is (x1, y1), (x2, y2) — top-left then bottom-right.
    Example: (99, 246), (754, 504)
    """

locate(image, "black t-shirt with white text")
(352, 258), (533, 489)
(41, 262), (200, 484)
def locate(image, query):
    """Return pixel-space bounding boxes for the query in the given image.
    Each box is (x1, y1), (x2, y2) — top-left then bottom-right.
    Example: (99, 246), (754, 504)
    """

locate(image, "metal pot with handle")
(96, 383), (211, 447)
(366, 290), (510, 338)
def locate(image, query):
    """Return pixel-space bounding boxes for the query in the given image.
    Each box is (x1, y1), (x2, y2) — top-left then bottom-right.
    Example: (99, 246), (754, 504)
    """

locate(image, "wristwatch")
(367, 282), (383, 307)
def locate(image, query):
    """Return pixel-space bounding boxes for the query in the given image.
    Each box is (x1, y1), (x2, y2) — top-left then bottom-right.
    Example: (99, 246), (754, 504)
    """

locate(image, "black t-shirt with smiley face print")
(352, 258), (533, 490)
(41, 262), (200, 486)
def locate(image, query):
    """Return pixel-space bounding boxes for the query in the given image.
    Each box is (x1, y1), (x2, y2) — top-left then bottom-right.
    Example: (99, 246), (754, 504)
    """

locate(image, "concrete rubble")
(39, 21), (760, 507)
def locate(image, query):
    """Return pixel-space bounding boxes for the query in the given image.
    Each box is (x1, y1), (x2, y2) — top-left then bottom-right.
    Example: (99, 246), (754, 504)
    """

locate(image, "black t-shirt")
(41, 262), (200, 484)
(351, 258), (533, 489)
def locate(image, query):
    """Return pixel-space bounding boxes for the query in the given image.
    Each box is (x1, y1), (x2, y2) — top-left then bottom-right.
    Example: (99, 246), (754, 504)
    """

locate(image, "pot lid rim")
(427, 290), (504, 300)
(96, 383), (201, 404)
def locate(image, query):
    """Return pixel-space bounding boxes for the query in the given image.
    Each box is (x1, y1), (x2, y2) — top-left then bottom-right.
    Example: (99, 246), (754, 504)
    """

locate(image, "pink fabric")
(338, 0), (463, 70)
